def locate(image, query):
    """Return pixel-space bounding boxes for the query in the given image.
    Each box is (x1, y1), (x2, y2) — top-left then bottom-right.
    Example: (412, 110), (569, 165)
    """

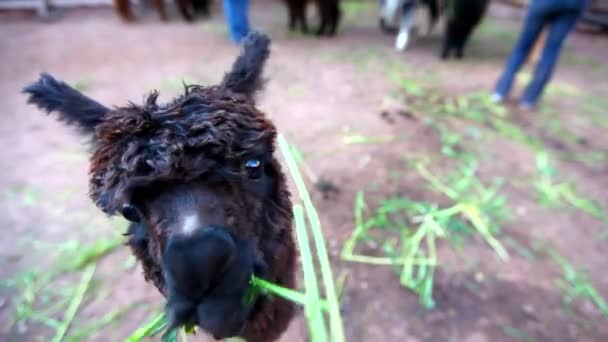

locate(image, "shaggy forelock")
(89, 85), (276, 214)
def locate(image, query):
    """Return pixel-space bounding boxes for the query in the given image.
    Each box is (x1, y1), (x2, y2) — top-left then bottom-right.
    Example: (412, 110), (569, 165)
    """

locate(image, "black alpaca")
(441, 0), (489, 59)
(176, 0), (213, 21)
(284, 0), (341, 36)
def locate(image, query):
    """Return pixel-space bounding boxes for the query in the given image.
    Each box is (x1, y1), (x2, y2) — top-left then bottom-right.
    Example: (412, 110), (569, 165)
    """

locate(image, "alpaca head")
(23, 32), (296, 341)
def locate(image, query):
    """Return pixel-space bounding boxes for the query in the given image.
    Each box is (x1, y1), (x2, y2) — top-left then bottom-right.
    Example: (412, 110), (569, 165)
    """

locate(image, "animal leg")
(113, 0), (135, 21)
(456, 46), (464, 59)
(176, 0), (195, 21)
(316, 17), (327, 36)
(287, 3), (297, 31)
(396, 2), (417, 51)
(426, 0), (439, 35)
(440, 37), (451, 59)
(456, 25), (476, 58)
(301, 15), (309, 33)
(152, 0), (169, 21)
(298, 4), (309, 33)
(194, 0), (211, 17)
(327, 1), (340, 36)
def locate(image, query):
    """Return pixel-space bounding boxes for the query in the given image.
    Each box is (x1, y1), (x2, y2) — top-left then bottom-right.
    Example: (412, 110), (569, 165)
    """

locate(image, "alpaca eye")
(121, 203), (141, 223)
(244, 159), (262, 179)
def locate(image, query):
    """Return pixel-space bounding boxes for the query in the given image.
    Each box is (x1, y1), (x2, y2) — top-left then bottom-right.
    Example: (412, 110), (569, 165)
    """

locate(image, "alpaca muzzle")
(163, 226), (259, 338)
(163, 226), (237, 301)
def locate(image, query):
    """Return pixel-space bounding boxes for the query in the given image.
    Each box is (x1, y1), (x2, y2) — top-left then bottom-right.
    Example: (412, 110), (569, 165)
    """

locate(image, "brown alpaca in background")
(23, 32), (295, 341)
(113, 0), (212, 22)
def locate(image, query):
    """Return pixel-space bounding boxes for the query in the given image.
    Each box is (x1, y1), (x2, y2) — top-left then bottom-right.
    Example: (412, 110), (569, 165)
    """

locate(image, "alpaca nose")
(163, 226), (237, 301)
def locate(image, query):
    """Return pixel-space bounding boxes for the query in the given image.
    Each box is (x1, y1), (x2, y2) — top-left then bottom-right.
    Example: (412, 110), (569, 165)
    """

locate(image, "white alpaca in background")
(379, 0), (439, 51)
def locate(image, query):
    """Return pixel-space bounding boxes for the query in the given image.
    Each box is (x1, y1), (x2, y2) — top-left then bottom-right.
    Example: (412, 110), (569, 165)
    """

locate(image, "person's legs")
(520, 11), (581, 106)
(493, 5), (546, 101)
(223, 0), (250, 43)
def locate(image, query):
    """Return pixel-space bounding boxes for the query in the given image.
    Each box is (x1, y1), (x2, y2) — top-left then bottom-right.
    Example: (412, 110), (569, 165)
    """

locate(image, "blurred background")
(1, 0), (607, 341)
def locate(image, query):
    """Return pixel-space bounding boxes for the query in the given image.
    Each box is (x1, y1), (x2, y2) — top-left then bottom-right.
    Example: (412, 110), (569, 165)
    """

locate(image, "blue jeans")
(223, 0), (250, 44)
(494, 0), (587, 105)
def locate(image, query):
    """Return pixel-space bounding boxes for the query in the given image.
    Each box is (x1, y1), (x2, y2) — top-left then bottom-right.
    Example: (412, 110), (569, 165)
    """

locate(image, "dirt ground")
(1, 1), (607, 341)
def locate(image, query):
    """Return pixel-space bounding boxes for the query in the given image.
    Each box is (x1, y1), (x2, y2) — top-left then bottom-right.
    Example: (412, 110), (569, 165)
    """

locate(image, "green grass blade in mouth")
(278, 134), (345, 342)
(293, 204), (328, 342)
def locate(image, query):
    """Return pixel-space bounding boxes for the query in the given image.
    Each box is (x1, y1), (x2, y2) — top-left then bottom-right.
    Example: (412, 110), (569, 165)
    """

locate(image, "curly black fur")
(23, 74), (108, 133)
(221, 32), (270, 102)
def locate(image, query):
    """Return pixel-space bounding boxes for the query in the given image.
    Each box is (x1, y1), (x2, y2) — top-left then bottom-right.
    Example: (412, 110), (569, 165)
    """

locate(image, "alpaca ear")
(23, 73), (109, 134)
(221, 31), (270, 102)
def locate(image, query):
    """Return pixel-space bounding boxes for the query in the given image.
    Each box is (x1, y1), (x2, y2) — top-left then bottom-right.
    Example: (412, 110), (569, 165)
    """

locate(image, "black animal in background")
(316, 0), (341, 36)
(113, 0), (211, 22)
(177, 0), (212, 20)
(284, 0), (341, 36)
(285, 0), (309, 33)
(441, 0), (490, 59)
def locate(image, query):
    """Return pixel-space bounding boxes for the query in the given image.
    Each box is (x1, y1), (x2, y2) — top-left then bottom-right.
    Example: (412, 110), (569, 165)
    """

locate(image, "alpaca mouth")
(165, 300), (250, 340)
(196, 300), (250, 339)
(163, 226), (260, 339)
